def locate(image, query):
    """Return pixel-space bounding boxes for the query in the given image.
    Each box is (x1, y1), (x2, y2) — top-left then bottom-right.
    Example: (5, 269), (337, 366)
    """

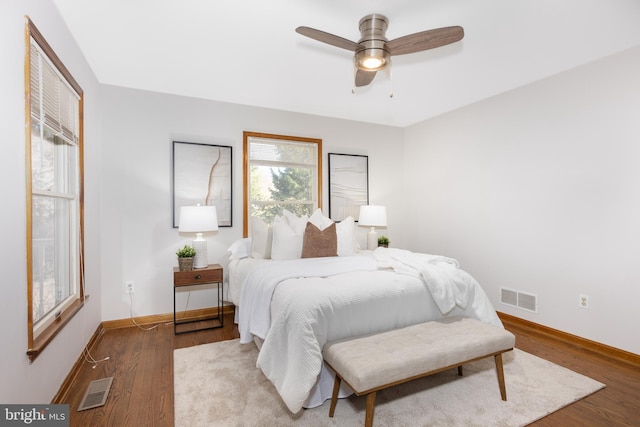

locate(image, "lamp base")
(192, 235), (208, 269)
(367, 227), (378, 251)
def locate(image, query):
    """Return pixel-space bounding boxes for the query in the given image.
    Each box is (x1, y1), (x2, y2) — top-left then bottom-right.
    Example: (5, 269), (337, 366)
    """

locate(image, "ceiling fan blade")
(355, 69), (377, 87)
(387, 26), (464, 56)
(295, 26), (360, 51)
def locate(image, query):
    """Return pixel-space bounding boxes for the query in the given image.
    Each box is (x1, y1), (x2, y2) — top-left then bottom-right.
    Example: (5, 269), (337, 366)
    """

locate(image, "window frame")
(25, 17), (85, 362)
(243, 131), (322, 237)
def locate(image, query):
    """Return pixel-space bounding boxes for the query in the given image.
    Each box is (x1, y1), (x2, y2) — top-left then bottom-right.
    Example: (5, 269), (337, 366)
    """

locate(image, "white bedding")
(230, 247), (502, 413)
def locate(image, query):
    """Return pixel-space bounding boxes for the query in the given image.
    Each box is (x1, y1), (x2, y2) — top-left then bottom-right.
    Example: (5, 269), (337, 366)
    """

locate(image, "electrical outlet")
(579, 294), (589, 309)
(124, 280), (135, 294)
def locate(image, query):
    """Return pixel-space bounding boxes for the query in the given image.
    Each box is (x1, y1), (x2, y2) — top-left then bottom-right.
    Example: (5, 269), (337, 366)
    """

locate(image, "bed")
(226, 210), (502, 414)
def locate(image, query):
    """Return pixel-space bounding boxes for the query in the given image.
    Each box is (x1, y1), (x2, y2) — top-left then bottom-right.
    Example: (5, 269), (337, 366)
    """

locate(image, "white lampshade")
(358, 205), (387, 250)
(178, 205), (218, 233)
(358, 205), (387, 227)
(179, 205), (218, 268)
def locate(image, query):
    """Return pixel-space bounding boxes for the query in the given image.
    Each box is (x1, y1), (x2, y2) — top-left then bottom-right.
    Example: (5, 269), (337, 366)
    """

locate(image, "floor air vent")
(77, 377), (113, 411)
(500, 288), (537, 313)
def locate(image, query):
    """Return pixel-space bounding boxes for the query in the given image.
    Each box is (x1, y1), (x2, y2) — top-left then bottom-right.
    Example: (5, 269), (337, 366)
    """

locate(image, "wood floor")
(61, 312), (639, 426)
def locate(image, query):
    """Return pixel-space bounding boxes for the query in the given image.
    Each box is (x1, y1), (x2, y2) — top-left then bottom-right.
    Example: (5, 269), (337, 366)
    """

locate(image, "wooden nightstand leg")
(173, 286), (177, 335)
(219, 281), (224, 327)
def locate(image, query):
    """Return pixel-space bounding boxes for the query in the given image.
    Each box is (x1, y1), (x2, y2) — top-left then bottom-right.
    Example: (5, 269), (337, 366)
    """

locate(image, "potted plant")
(378, 235), (389, 248)
(176, 244), (196, 271)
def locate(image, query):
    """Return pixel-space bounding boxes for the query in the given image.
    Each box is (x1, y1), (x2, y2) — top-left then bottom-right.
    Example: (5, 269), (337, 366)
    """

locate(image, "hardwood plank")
(60, 312), (639, 426)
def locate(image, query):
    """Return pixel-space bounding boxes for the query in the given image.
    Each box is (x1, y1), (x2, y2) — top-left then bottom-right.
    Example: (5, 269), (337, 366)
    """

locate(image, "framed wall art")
(328, 153), (368, 222)
(172, 141), (232, 228)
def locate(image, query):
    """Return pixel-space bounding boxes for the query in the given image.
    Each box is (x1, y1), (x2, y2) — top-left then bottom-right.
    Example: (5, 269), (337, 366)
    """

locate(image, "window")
(25, 18), (84, 361)
(243, 132), (322, 236)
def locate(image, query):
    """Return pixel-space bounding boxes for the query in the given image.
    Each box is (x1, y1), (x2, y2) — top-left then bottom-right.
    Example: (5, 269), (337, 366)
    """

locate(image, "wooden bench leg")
(457, 365), (463, 376)
(365, 391), (377, 427)
(494, 353), (507, 401)
(329, 375), (341, 417)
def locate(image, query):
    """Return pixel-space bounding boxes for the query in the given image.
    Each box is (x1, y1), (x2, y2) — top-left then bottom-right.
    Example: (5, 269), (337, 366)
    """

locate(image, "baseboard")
(52, 323), (105, 404)
(497, 311), (640, 366)
(101, 305), (235, 330)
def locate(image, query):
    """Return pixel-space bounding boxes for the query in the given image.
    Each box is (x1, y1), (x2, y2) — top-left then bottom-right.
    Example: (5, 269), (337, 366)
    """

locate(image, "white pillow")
(336, 216), (356, 256)
(308, 208), (333, 231)
(250, 217), (272, 259)
(227, 238), (251, 260)
(270, 210), (309, 260)
(282, 209), (309, 234)
(271, 222), (301, 260)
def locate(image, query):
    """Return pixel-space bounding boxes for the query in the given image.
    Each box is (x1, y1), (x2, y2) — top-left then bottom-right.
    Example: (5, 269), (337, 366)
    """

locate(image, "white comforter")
(234, 247), (502, 413)
(238, 255), (378, 344)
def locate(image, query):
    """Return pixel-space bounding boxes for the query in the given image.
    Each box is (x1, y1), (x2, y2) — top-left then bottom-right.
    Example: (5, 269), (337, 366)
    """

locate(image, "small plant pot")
(377, 236), (389, 248)
(178, 257), (194, 272)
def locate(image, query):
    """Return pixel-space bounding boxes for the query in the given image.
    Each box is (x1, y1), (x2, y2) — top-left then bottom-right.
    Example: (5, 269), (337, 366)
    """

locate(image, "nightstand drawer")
(173, 264), (222, 286)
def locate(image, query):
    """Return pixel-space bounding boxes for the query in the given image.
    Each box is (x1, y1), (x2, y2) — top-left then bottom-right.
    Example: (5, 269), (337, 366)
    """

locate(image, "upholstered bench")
(323, 316), (516, 427)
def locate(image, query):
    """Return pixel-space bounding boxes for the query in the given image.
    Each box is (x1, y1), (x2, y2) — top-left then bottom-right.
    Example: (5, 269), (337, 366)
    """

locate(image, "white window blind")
(32, 40), (80, 145)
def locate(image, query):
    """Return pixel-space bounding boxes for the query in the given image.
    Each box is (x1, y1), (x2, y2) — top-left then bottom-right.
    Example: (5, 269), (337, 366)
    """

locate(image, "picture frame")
(328, 153), (369, 222)
(172, 141), (232, 228)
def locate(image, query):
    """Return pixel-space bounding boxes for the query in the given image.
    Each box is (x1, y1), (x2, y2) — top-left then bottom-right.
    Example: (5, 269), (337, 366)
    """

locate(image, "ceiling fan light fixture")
(361, 56), (384, 69)
(356, 48), (390, 71)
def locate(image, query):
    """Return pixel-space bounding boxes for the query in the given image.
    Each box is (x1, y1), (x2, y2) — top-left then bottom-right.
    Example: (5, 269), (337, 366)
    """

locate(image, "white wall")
(0, 1), (102, 403)
(99, 85), (405, 321)
(403, 47), (640, 355)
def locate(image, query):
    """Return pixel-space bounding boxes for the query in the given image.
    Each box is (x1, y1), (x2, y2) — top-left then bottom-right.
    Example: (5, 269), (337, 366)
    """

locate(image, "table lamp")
(178, 205), (218, 268)
(358, 205), (387, 250)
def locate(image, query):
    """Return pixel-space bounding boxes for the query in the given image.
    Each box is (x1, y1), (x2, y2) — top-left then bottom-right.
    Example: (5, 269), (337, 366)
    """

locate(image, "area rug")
(174, 339), (604, 426)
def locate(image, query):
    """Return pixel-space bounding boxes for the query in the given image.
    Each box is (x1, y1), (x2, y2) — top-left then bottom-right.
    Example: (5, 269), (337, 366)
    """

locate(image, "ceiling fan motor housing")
(356, 14), (390, 71)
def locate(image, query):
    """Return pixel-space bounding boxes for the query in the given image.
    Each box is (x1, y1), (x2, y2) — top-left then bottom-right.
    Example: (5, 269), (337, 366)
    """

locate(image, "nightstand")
(173, 264), (224, 334)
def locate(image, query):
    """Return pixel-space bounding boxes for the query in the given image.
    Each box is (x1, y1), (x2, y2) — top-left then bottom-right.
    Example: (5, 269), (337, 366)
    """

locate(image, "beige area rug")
(174, 339), (604, 426)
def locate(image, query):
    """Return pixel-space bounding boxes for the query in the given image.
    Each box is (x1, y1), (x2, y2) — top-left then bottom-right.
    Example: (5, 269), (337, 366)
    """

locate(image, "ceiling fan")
(296, 14), (464, 88)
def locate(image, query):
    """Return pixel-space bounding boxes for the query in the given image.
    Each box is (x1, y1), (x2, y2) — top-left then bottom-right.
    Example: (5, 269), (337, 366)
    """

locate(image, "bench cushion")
(323, 316), (515, 393)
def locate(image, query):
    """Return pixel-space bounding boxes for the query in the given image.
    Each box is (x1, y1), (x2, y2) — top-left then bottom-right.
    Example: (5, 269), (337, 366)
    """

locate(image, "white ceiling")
(53, 0), (640, 127)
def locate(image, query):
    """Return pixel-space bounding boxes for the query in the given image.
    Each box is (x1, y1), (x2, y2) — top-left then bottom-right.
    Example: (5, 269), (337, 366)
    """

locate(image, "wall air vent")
(500, 287), (537, 313)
